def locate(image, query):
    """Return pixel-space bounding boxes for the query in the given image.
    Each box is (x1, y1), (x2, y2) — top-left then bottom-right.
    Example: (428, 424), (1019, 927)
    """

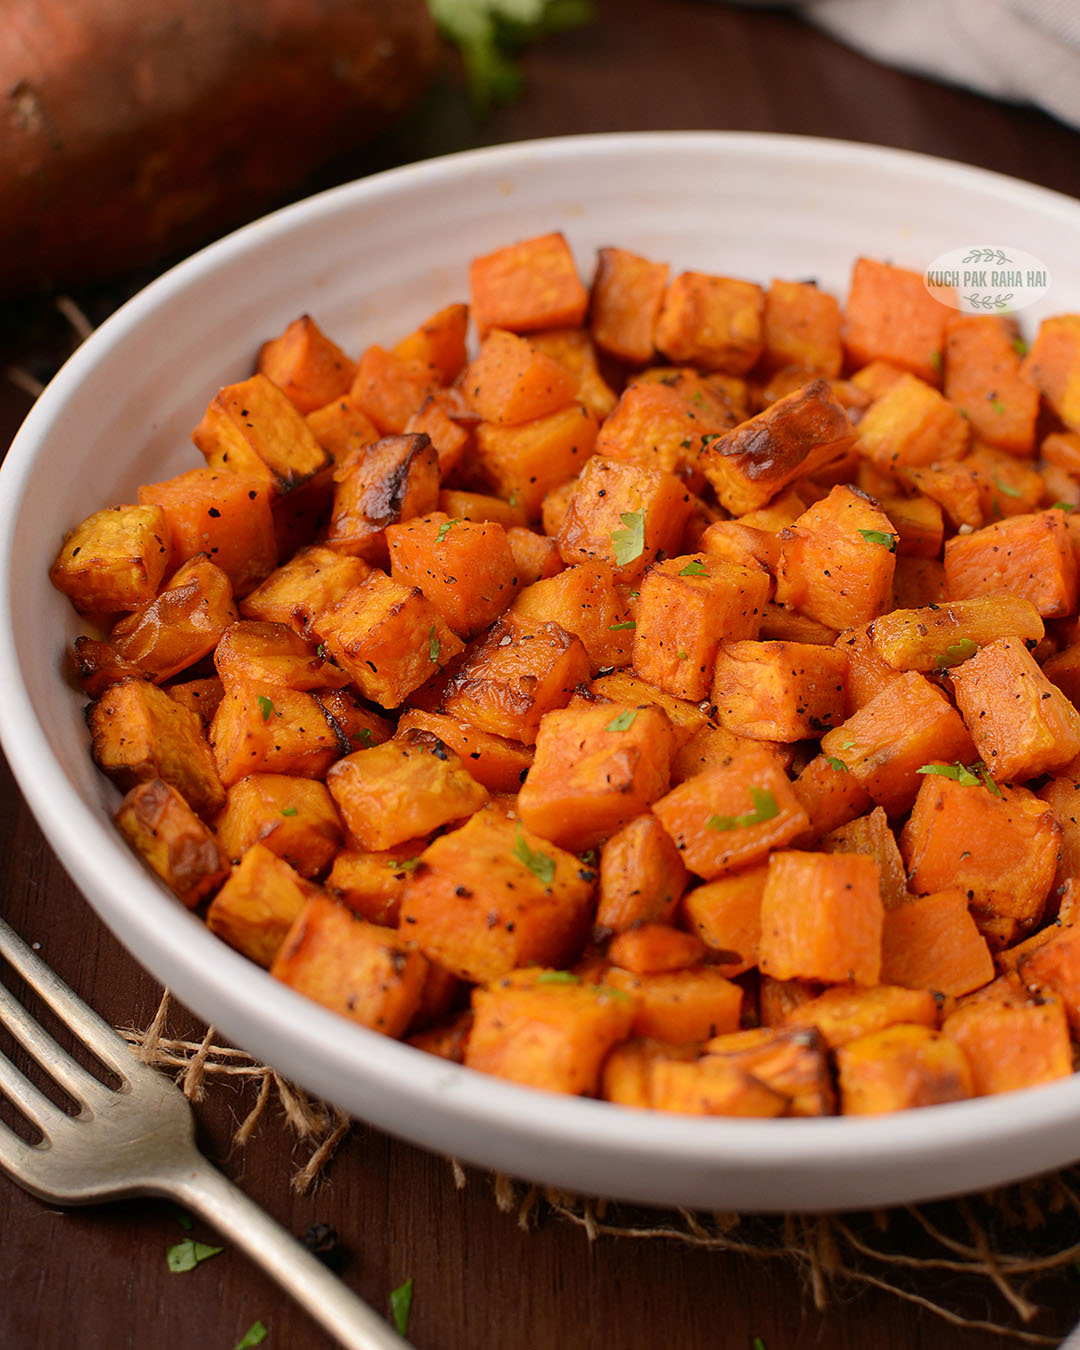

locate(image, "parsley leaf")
(929, 349), (942, 374)
(916, 762), (981, 787)
(679, 559), (708, 576)
(610, 510), (645, 566)
(605, 709), (637, 732)
(234, 1323), (268, 1349)
(1052, 501), (1076, 513)
(390, 1277), (414, 1337)
(991, 398), (1007, 415)
(429, 624), (441, 663)
(824, 755), (848, 773)
(387, 857), (421, 873)
(975, 762), (1003, 797)
(280, 807), (298, 818)
(753, 1339), (768, 1350)
(514, 826), (556, 885)
(936, 638), (979, 669)
(167, 1239), (224, 1273)
(1012, 335), (1029, 357)
(677, 649), (689, 660)
(992, 473), (1021, 498)
(706, 786), (779, 832)
(536, 970), (581, 985)
(256, 695), (276, 722)
(436, 518), (457, 544)
(858, 529), (897, 551)
(355, 727), (376, 748)
(608, 619), (636, 631)
(316, 643), (328, 659)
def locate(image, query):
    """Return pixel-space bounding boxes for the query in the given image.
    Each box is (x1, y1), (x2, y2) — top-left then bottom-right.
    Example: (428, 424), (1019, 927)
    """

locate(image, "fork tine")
(0, 973), (117, 1108)
(0, 1044), (73, 1135)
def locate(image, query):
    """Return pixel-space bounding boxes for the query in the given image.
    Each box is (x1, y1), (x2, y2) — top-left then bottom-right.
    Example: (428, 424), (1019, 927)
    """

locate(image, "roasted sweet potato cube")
(464, 328), (576, 425)
(589, 245), (669, 365)
(710, 639), (847, 743)
(214, 620), (348, 690)
(466, 970), (635, 1096)
(474, 402), (599, 520)
(88, 677), (225, 818)
(632, 555), (770, 702)
(645, 1056), (787, 1117)
(239, 545), (371, 636)
(114, 778), (228, 909)
(966, 443), (1044, 519)
(528, 328), (617, 421)
(790, 752), (874, 842)
(891, 557), (948, 610)
(588, 670), (711, 749)
(166, 676), (224, 730)
(313, 689), (393, 756)
(257, 315), (355, 415)
(819, 805), (908, 909)
(348, 344), (434, 435)
(214, 773), (344, 879)
(877, 493), (944, 559)
(943, 994), (1072, 1095)
(880, 889), (994, 997)
(952, 636), (1080, 782)
(206, 842), (318, 967)
(50, 504), (171, 615)
(518, 702), (675, 852)
(398, 809), (595, 983)
(192, 373), (331, 496)
(328, 433), (440, 562)
(607, 924), (705, 975)
(407, 1009), (474, 1063)
(761, 279), (843, 378)
(69, 638), (146, 698)
(438, 488), (527, 530)
(819, 671), (975, 817)
(594, 377), (735, 485)
(109, 556), (237, 684)
(440, 617), (589, 744)
(470, 231), (588, 336)
(782, 982), (938, 1049)
(700, 379), (855, 515)
(775, 484), (897, 631)
(836, 1025), (973, 1114)
(1020, 313), (1080, 433)
(1016, 926), (1080, 1035)
(842, 257), (951, 384)
(505, 526), (563, 586)
(944, 508), (1077, 618)
(556, 455), (694, 586)
(901, 775), (1060, 931)
(654, 271), (764, 375)
(595, 813), (689, 937)
(272, 894), (429, 1036)
(387, 511), (517, 640)
(670, 723), (780, 788)
(834, 623), (904, 715)
(898, 460), (982, 532)
(757, 602), (838, 646)
(312, 573), (464, 710)
(869, 596), (1044, 673)
(306, 394), (379, 463)
(1037, 773), (1080, 894)
(854, 373), (969, 470)
(391, 302), (469, 385)
(327, 730), (488, 852)
(404, 397), (471, 480)
(510, 562), (633, 672)
(600, 1039), (698, 1108)
(759, 850), (883, 985)
(702, 1026), (835, 1116)
(208, 681), (347, 785)
(680, 864), (767, 977)
(652, 742), (809, 881)
(606, 965), (743, 1042)
(326, 846), (426, 928)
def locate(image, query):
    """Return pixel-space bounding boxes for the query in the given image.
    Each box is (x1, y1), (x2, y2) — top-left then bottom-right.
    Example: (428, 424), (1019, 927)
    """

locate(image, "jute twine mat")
(122, 990), (1080, 1346)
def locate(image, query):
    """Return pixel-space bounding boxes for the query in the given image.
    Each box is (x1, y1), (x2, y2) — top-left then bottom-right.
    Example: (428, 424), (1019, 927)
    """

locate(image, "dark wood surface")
(4, 2), (1080, 1346)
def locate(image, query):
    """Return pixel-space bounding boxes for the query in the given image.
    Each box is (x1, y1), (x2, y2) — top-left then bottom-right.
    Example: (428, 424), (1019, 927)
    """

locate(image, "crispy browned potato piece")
(206, 843), (320, 967)
(114, 778), (228, 909)
(49, 504), (171, 615)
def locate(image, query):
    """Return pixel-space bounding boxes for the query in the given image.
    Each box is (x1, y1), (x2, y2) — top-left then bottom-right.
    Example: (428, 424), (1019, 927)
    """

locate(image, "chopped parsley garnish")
(256, 695), (276, 722)
(610, 510), (645, 566)
(929, 349), (942, 374)
(514, 826), (556, 885)
(234, 1323), (268, 1349)
(1012, 335), (1029, 356)
(355, 727), (376, 748)
(1052, 501), (1076, 513)
(706, 786), (779, 832)
(390, 1277), (414, 1337)
(387, 857), (421, 872)
(429, 624), (440, 663)
(608, 619), (636, 631)
(281, 807), (298, 817)
(824, 755), (848, 773)
(167, 1239), (223, 1273)
(991, 398), (1008, 415)
(916, 762), (981, 786)
(677, 649), (689, 660)
(436, 518), (458, 544)
(976, 762), (1003, 797)
(316, 643), (328, 659)
(753, 1339), (768, 1350)
(937, 638), (979, 668)
(536, 970), (581, 986)
(992, 473), (1021, 498)
(679, 559), (708, 576)
(858, 529), (897, 551)
(605, 709), (638, 732)
(507, 491), (520, 508)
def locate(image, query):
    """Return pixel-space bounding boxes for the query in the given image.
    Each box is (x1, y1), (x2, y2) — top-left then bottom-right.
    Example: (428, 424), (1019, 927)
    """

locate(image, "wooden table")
(4, 2), (1080, 1346)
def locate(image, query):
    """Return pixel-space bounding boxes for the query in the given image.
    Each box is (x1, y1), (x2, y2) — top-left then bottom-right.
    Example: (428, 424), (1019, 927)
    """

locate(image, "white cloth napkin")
(743, 0), (1080, 130)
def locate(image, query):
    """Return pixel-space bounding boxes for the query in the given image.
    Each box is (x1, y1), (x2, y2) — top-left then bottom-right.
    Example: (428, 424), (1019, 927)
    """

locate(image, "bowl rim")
(5, 130), (1080, 1209)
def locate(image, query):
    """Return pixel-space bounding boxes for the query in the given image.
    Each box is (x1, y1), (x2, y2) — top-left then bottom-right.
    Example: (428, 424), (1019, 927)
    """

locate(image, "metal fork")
(0, 913), (410, 1349)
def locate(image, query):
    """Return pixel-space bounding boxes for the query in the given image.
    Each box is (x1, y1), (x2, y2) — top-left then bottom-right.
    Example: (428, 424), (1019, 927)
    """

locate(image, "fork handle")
(159, 1151), (412, 1350)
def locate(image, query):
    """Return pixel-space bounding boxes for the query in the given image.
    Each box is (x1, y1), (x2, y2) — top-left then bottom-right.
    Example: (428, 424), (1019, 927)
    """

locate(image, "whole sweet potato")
(0, 0), (438, 293)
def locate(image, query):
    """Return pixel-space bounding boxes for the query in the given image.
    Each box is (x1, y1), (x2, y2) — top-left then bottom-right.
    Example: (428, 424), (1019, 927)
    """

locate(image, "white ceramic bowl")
(4, 132), (1080, 1213)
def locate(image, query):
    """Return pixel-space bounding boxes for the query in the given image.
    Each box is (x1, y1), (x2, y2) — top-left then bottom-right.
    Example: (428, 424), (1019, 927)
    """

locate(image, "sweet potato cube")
(387, 511), (517, 639)
(632, 555), (770, 702)
(208, 681), (358, 786)
(654, 271), (764, 375)
(881, 890), (994, 998)
(438, 488), (527, 530)
(710, 639), (847, 742)
(607, 924), (705, 975)
(761, 279), (843, 378)
(396, 711), (530, 796)
(702, 1026), (835, 1117)
(944, 508), (1077, 618)
(1017, 927), (1080, 1035)
(783, 982), (938, 1049)
(790, 753), (874, 843)
(645, 1056), (787, 1118)
(699, 519), (781, 577)
(305, 394), (379, 463)
(109, 556), (238, 684)
(600, 1039), (698, 1108)
(469, 231), (588, 336)
(391, 302), (469, 386)
(206, 842), (317, 966)
(272, 894), (429, 1036)
(842, 257), (950, 384)
(606, 965), (743, 1042)
(942, 994), (1072, 1095)
(326, 846), (426, 928)
(510, 562), (633, 672)
(192, 373), (331, 496)
(819, 671), (975, 817)
(594, 378), (734, 485)
(505, 526), (563, 586)
(836, 1025), (972, 1114)
(854, 373), (969, 470)
(313, 573), (464, 710)
(529, 328), (617, 420)
(820, 805), (908, 909)
(756, 603), (838, 646)
(214, 774), (344, 879)
(403, 396), (471, 481)
(474, 403), (598, 520)
(891, 557), (948, 610)
(556, 455), (694, 586)
(588, 670), (711, 749)
(113, 778), (228, 909)
(680, 864), (766, 977)
(670, 722), (780, 788)
(700, 379), (856, 515)
(166, 676), (224, 730)
(589, 245), (669, 365)
(50, 504), (170, 615)
(967, 445), (1045, 526)
(835, 623), (904, 715)
(775, 484), (897, 631)
(239, 545), (371, 636)
(328, 433), (440, 562)
(1038, 773), (1080, 894)
(1020, 313), (1080, 432)
(398, 809), (594, 983)
(758, 850), (883, 985)
(466, 970), (635, 1096)
(518, 703), (675, 852)
(464, 328), (576, 425)
(951, 636), (1080, 781)
(877, 493), (944, 559)
(652, 742), (809, 880)
(901, 775), (1060, 931)
(257, 315), (355, 414)
(88, 677), (225, 818)
(869, 595), (1044, 673)
(327, 729), (488, 852)
(440, 617), (590, 744)
(349, 344), (434, 436)
(595, 813), (688, 937)
(214, 620), (347, 690)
